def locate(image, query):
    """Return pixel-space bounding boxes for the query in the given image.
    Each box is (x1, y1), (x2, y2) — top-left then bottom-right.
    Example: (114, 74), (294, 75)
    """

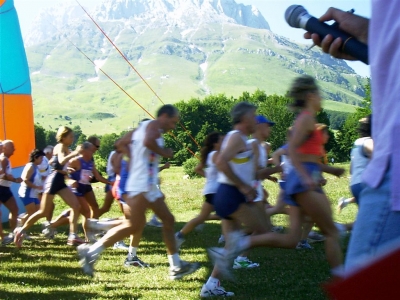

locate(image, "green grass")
(0, 164), (357, 299)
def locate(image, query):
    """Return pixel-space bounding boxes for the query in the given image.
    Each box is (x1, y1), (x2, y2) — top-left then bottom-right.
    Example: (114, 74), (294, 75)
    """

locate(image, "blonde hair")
(287, 75), (319, 109)
(56, 126), (73, 143)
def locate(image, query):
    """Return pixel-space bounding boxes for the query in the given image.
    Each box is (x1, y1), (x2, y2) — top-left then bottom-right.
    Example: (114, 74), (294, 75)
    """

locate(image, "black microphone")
(285, 5), (368, 64)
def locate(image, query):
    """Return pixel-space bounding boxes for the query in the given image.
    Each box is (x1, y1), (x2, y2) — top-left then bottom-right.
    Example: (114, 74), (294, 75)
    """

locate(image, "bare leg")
(98, 190), (114, 217)
(3, 197), (19, 231)
(180, 202), (215, 236)
(57, 188), (81, 234)
(84, 190), (100, 219)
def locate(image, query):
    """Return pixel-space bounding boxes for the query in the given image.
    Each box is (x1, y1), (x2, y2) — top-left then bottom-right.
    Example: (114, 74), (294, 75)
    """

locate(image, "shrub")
(182, 157), (201, 179)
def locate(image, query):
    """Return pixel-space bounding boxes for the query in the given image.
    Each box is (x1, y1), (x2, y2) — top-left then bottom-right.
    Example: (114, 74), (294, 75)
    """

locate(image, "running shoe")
(169, 260), (200, 280)
(1, 233), (14, 246)
(67, 233), (85, 246)
(175, 232), (185, 250)
(147, 217), (163, 228)
(308, 231), (326, 243)
(271, 225), (284, 233)
(77, 244), (96, 277)
(13, 227), (26, 248)
(113, 240), (129, 250)
(124, 255), (150, 268)
(337, 197), (348, 213)
(200, 284), (235, 297)
(233, 258), (260, 269)
(207, 247), (234, 281)
(296, 240), (313, 249)
(217, 234), (225, 244)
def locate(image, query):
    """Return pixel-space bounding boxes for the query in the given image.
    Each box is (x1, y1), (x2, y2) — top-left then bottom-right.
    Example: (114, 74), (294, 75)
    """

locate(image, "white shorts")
(127, 187), (163, 203)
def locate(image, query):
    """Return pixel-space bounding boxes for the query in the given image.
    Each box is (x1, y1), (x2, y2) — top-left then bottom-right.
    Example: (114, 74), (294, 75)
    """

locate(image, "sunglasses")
(95, 145), (100, 149)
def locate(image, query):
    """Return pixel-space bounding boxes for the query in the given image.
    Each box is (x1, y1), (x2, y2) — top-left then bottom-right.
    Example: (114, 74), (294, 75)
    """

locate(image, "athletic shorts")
(127, 187), (163, 203)
(214, 184), (246, 219)
(74, 183), (93, 197)
(44, 172), (67, 195)
(0, 186), (13, 203)
(284, 162), (323, 206)
(204, 193), (215, 205)
(20, 196), (40, 206)
(104, 175), (115, 193)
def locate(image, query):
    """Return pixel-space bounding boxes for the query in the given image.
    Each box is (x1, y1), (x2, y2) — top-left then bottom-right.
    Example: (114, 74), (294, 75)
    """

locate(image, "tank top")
(118, 156), (129, 192)
(18, 163), (41, 199)
(70, 158), (94, 185)
(126, 120), (164, 192)
(106, 151), (116, 177)
(0, 154), (12, 187)
(218, 130), (255, 186)
(203, 151), (219, 195)
(350, 137), (371, 186)
(295, 111), (323, 156)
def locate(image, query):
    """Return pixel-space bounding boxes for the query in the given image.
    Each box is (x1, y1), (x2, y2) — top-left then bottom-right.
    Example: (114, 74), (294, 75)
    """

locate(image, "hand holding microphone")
(285, 6), (369, 64)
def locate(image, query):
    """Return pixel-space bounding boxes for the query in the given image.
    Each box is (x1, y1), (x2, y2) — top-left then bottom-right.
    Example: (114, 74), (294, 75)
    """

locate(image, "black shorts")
(75, 183), (93, 197)
(214, 184), (246, 219)
(204, 194), (215, 205)
(44, 172), (67, 195)
(0, 186), (13, 203)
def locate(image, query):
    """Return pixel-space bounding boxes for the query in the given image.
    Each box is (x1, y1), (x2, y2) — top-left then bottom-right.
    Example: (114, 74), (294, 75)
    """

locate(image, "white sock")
(168, 253), (181, 269)
(88, 242), (105, 258)
(205, 276), (220, 289)
(129, 246), (137, 256)
(238, 236), (251, 251)
(236, 256), (247, 261)
(344, 198), (353, 204)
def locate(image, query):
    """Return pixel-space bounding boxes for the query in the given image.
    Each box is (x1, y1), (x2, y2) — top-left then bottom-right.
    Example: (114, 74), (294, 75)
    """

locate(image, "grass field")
(0, 165), (357, 299)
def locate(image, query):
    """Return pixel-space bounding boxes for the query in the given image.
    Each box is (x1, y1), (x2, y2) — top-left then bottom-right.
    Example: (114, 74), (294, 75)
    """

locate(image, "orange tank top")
(296, 111), (324, 156)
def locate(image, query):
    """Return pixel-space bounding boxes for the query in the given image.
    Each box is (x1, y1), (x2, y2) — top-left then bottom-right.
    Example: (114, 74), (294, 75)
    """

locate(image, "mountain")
(25, 0), (365, 135)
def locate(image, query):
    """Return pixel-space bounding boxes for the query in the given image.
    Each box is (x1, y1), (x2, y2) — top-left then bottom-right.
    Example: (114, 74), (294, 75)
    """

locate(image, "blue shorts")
(214, 184), (246, 219)
(204, 194), (215, 205)
(104, 175), (115, 193)
(0, 186), (13, 203)
(284, 162), (323, 207)
(350, 182), (365, 204)
(20, 197), (40, 206)
(74, 183), (93, 197)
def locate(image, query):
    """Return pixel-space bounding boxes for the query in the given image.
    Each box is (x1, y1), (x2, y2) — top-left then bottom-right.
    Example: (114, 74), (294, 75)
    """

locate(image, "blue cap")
(256, 115), (275, 126)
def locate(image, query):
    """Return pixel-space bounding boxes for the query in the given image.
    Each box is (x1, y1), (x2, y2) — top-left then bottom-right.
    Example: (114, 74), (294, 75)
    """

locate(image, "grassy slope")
(0, 164), (356, 299)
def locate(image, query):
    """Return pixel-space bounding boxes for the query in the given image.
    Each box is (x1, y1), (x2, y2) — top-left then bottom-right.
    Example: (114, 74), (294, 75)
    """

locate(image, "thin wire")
(63, 34), (198, 159)
(75, 0), (201, 149)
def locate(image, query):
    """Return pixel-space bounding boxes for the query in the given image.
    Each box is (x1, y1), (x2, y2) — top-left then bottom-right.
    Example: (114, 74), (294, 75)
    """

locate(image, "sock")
(129, 246), (137, 256)
(176, 231), (184, 239)
(236, 256), (247, 262)
(344, 198), (353, 204)
(238, 235), (250, 252)
(205, 276), (220, 289)
(88, 242), (105, 259)
(168, 253), (181, 269)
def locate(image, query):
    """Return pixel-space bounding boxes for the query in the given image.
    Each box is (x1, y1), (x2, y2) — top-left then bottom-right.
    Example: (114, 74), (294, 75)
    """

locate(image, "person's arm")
(216, 133), (256, 200)
(304, 7), (369, 61)
(320, 164), (345, 177)
(363, 138), (374, 158)
(288, 114), (316, 190)
(159, 162), (171, 172)
(21, 164), (41, 189)
(57, 144), (81, 166)
(194, 162), (205, 177)
(111, 153), (122, 175)
(93, 166), (112, 185)
(143, 122), (173, 158)
(1, 157), (22, 183)
(271, 148), (286, 167)
(117, 130), (134, 157)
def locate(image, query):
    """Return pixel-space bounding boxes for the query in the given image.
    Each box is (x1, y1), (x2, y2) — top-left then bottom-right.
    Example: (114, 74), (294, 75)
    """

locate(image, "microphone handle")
(306, 17), (368, 64)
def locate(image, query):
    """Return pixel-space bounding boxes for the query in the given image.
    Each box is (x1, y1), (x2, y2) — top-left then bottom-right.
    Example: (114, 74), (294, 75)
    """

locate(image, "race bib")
(79, 169), (92, 185)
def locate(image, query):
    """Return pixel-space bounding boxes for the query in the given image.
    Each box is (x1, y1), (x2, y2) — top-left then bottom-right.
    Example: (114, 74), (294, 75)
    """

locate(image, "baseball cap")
(256, 115), (275, 126)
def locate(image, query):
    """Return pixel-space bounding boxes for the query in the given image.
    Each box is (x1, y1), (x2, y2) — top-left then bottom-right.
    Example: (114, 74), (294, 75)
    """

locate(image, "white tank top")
(203, 151), (219, 195)
(18, 163), (42, 198)
(218, 130), (255, 186)
(0, 154), (12, 187)
(126, 120), (163, 192)
(106, 151), (116, 177)
(350, 137), (371, 186)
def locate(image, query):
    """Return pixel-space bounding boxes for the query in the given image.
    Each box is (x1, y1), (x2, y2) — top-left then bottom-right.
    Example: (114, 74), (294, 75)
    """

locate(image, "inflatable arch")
(0, 0), (35, 222)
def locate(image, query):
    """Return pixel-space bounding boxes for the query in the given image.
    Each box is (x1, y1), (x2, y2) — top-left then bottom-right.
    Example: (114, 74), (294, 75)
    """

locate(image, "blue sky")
(14, 0), (371, 76)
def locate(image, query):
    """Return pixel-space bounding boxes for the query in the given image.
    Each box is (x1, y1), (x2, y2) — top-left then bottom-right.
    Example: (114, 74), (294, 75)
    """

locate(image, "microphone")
(285, 5), (368, 64)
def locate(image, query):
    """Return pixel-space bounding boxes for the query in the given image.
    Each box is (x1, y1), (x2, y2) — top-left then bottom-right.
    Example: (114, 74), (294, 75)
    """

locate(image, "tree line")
(34, 80), (370, 174)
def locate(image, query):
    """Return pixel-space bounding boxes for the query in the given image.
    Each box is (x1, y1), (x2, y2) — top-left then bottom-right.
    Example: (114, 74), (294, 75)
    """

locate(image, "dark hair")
(29, 149), (45, 163)
(87, 136), (100, 145)
(200, 132), (222, 165)
(358, 115), (371, 137)
(157, 104), (179, 118)
(231, 102), (257, 125)
(287, 75), (319, 109)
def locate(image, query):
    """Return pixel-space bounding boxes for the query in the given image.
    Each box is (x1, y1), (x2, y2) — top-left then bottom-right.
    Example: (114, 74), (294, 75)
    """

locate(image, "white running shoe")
(175, 232), (185, 250)
(147, 217), (163, 228)
(169, 260), (201, 280)
(207, 247), (234, 281)
(13, 227), (26, 248)
(233, 258), (260, 269)
(337, 197), (348, 213)
(124, 255), (150, 268)
(1, 233), (14, 246)
(77, 244), (96, 277)
(113, 241), (129, 250)
(200, 284), (235, 297)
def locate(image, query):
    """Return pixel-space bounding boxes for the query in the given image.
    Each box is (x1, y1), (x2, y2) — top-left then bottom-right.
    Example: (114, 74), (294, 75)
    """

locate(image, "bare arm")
(117, 130), (134, 158)
(271, 148), (286, 167)
(93, 166), (111, 184)
(194, 161), (205, 177)
(363, 139), (374, 158)
(21, 164), (41, 189)
(56, 144), (81, 166)
(1, 157), (21, 183)
(111, 153), (122, 175)
(159, 162), (171, 172)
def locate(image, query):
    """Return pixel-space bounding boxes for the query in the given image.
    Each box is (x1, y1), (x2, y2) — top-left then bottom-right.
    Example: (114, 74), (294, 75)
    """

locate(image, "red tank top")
(296, 111), (324, 156)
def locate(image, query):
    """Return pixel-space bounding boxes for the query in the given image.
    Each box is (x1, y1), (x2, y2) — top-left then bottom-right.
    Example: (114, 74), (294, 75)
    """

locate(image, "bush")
(182, 157), (201, 179)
